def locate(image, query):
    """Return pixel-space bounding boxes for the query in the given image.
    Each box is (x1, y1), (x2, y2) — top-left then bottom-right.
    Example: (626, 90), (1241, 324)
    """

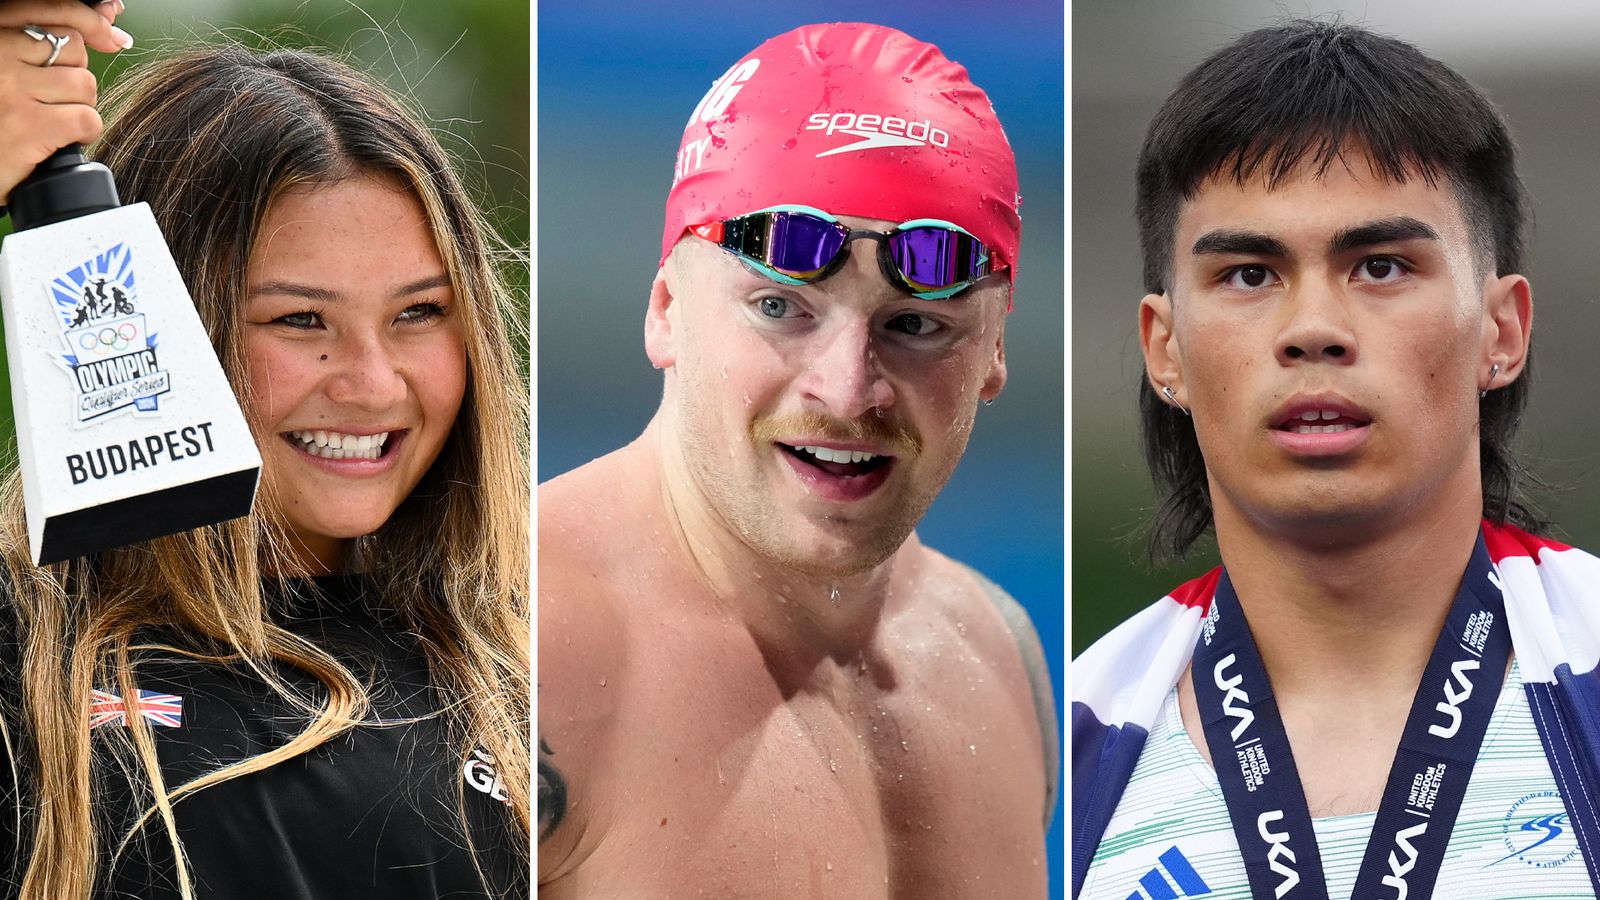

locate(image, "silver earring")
(1162, 384), (1190, 417)
(1481, 362), (1500, 398)
(982, 398), (995, 407)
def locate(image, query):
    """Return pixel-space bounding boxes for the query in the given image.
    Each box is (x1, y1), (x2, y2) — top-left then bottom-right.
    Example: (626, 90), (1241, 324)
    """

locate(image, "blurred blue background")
(537, 1), (1065, 894)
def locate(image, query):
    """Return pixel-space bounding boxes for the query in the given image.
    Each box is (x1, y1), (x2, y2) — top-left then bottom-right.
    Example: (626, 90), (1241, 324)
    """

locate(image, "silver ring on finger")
(22, 26), (71, 68)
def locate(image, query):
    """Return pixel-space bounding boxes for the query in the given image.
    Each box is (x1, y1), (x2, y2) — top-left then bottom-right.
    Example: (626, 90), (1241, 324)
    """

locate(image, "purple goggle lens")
(690, 206), (997, 299)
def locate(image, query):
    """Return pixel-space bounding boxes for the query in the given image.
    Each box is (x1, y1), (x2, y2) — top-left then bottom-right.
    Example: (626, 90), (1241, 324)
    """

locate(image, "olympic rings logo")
(76, 323), (140, 353)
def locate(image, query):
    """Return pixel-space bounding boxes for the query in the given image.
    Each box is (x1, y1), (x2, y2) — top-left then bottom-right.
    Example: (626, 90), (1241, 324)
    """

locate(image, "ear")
(1482, 273), (1532, 390)
(644, 266), (677, 369)
(1140, 292), (1183, 403)
(979, 323), (1007, 403)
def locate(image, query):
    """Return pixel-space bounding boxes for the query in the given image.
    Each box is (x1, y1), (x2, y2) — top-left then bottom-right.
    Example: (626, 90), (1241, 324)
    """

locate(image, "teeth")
(796, 445), (878, 465)
(1296, 409), (1343, 422)
(285, 430), (390, 460)
(1291, 424), (1352, 434)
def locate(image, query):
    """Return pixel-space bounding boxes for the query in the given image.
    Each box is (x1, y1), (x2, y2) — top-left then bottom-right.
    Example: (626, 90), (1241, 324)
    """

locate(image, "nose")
(1275, 278), (1357, 366)
(797, 317), (894, 420)
(324, 329), (408, 410)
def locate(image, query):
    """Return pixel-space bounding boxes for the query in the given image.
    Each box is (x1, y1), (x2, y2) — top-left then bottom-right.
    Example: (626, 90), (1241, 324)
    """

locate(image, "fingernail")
(112, 25), (133, 49)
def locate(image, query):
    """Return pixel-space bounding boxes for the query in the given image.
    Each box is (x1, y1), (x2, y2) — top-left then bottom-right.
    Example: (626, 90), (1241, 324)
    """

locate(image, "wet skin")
(538, 445), (1050, 899)
(538, 227), (1050, 897)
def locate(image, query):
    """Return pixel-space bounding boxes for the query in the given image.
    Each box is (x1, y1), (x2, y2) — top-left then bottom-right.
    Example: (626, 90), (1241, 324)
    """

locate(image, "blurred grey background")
(538, 0), (1065, 892)
(0, 0), (531, 451)
(1073, 1), (1600, 654)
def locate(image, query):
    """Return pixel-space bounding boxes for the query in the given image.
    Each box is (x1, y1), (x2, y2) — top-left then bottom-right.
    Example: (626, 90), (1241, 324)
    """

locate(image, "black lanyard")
(1191, 536), (1511, 900)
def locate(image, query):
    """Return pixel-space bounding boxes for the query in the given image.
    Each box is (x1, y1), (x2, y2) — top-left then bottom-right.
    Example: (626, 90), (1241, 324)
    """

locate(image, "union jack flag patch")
(90, 689), (183, 730)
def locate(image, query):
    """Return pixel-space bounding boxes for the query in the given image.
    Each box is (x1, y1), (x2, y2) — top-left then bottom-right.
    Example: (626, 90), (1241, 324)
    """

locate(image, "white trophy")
(0, 146), (260, 564)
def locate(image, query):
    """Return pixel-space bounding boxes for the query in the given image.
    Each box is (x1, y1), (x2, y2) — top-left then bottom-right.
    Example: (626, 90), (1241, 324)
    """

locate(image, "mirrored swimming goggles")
(689, 205), (1001, 300)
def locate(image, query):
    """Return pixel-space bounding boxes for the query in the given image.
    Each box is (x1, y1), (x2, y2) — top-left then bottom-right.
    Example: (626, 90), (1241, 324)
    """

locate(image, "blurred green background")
(1073, 1), (1600, 656)
(0, 0), (531, 457)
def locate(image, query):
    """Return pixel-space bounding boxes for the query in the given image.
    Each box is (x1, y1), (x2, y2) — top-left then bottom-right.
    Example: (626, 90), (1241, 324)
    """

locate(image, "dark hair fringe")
(1134, 18), (1547, 560)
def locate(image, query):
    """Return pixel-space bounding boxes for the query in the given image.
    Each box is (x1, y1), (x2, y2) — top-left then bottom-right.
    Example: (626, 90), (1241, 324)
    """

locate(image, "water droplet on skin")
(968, 744), (977, 755)
(826, 863), (833, 872)
(829, 584), (840, 604)
(900, 740), (909, 751)
(829, 757), (838, 773)
(599, 677), (607, 687)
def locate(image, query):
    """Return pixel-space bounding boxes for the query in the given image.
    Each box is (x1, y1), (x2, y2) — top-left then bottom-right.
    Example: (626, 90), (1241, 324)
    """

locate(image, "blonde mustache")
(750, 412), (921, 459)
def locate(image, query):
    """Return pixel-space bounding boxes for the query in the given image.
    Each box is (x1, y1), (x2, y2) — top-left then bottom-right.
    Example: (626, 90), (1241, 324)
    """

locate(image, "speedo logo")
(1428, 657), (1480, 739)
(805, 112), (950, 157)
(1381, 821), (1428, 899)
(1215, 652), (1255, 740)
(1257, 811), (1300, 897)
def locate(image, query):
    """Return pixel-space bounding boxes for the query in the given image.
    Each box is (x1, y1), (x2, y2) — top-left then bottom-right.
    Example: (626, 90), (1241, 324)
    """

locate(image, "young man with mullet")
(1075, 20), (1600, 900)
(539, 23), (1057, 898)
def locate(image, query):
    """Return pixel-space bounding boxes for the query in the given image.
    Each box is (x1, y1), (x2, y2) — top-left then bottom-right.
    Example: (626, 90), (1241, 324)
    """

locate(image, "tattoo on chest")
(538, 737), (567, 841)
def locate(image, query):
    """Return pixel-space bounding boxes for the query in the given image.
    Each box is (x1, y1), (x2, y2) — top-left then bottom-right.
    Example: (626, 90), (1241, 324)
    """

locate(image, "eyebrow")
(247, 273), (453, 301)
(1327, 217), (1439, 256)
(1191, 230), (1289, 259)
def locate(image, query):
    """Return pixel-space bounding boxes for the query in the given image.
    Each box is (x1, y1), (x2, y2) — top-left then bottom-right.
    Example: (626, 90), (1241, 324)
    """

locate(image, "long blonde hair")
(0, 45), (529, 898)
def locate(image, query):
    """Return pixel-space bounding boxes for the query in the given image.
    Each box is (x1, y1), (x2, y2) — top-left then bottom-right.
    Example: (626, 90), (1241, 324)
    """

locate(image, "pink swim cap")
(660, 23), (1021, 286)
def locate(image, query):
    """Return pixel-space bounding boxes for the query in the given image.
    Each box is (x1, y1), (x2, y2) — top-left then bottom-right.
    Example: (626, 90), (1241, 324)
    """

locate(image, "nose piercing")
(1162, 384), (1190, 416)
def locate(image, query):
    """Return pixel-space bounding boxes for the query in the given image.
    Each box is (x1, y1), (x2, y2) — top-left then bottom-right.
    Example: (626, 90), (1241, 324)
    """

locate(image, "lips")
(1268, 395), (1372, 456)
(776, 441), (895, 501)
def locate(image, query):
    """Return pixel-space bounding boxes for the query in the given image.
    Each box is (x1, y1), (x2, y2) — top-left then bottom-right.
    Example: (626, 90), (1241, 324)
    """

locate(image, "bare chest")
(551, 617), (1047, 899)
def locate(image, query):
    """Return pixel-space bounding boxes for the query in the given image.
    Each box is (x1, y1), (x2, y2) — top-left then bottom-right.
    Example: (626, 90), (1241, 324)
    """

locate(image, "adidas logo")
(1128, 845), (1212, 900)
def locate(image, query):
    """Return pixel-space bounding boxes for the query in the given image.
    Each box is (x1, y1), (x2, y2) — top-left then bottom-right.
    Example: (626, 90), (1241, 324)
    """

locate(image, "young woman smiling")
(0, 2), (529, 897)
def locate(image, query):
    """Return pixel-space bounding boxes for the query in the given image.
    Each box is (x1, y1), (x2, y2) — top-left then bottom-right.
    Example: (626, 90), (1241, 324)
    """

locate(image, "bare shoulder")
(915, 548), (1061, 829)
(536, 453), (638, 883)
